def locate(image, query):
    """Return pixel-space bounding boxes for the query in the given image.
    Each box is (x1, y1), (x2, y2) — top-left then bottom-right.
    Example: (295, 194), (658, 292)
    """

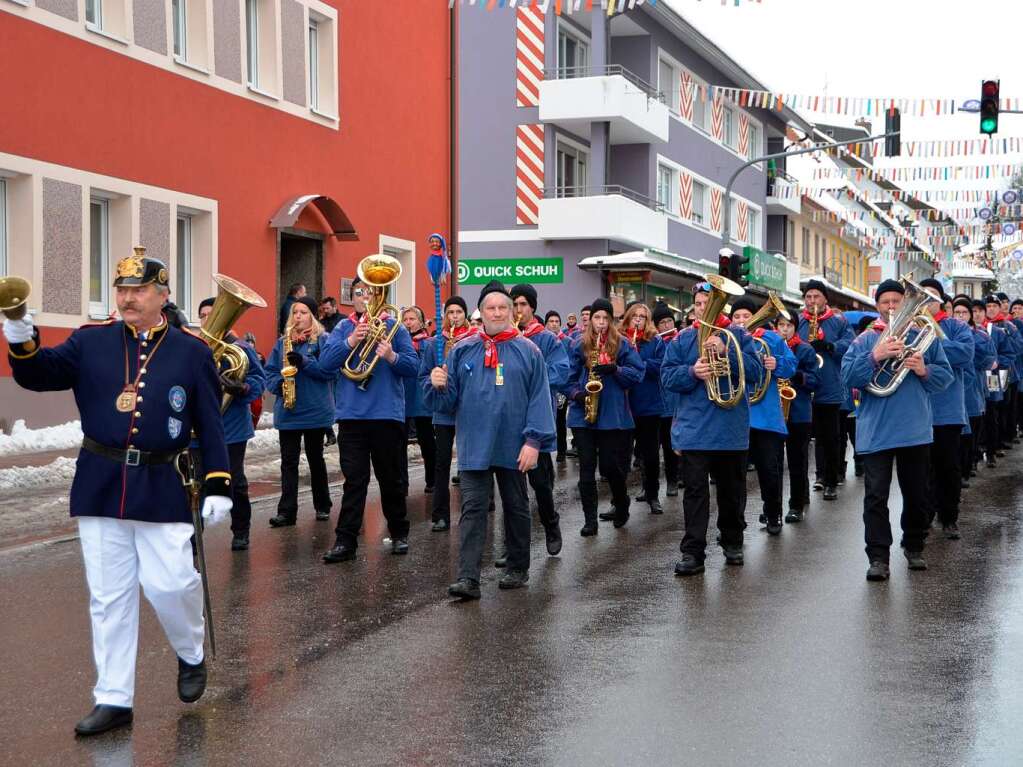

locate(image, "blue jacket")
(222, 343), (264, 444)
(748, 330), (798, 436)
(265, 335), (338, 431)
(1012, 318), (1023, 381)
(969, 327), (996, 416)
(797, 311), (854, 405)
(626, 335), (665, 418)
(524, 326), (571, 417)
(985, 322), (1014, 402)
(841, 327), (953, 454)
(418, 334), (460, 427)
(319, 317), (418, 422)
(657, 331), (679, 418)
(930, 316), (973, 427)
(424, 334), (555, 469)
(566, 337), (645, 430)
(662, 323), (763, 452)
(786, 339), (821, 424)
(1007, 319), (1023, 384)
(404, 332), (432, 419)
(8, 319), (229, 524)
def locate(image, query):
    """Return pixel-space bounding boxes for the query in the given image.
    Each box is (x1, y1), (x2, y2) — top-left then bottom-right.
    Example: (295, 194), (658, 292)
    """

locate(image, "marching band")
(4, 243), (1023, 736)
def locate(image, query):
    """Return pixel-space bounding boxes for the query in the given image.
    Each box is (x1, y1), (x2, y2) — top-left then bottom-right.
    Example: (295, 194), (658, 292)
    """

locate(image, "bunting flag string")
(770, 185), (1004, 204)
(806, 204), (1023, 223)
(814, 136), (1023, 159)
(811, 164), (1022, 182)
(449, 0), (763, 13)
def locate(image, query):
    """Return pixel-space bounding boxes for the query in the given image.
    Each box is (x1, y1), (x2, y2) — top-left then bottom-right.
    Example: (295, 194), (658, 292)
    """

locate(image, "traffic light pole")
(719, 131), (900, 250)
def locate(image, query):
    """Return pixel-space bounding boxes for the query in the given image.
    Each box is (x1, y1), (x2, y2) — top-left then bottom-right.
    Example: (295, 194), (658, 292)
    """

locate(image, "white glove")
(3, 315), (34, 344)
(201, 495), (233, 526)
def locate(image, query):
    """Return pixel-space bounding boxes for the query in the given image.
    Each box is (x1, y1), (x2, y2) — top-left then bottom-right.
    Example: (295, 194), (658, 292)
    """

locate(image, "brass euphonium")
(584, 346), (603, 424)
(866, 277), (945, 397)
(343, 254), (403, 390)
(745, 291), (790, 404)
(698, 274), (746, 409)
(200, 274), (267, 412)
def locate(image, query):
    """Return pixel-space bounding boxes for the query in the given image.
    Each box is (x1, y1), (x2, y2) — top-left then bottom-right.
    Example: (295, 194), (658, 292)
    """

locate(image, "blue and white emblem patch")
(168, 417), (183, 439)
(168, 385), (186, 412)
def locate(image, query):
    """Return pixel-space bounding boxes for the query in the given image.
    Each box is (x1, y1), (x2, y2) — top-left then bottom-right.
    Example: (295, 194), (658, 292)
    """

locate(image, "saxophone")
(583, 346), (603, 424)
(280, 334), (298, 410)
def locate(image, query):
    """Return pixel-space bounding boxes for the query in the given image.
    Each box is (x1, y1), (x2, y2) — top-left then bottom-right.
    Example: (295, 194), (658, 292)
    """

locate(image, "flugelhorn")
(343, 254), (403, 390)
(866, 277), (944, 397)
(745, 291), (790, 404)
(698, 274), (746, 409)
(200, 274), (267, 412)
(0, 276), (34, 352)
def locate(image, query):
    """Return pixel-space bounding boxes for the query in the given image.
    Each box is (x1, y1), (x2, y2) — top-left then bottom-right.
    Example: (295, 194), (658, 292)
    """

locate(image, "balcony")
(766, 171), (801, 216)
(539, 65), (670, 145)
(538, 185), (668, 251)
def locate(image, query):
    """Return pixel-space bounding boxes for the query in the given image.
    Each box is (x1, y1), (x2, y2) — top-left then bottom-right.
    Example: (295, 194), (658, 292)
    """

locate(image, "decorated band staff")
(775, 314), (820, 523)
(512, 284), (570, 556)
(566, 298), (644, 535)
(663, 280), (763, 575)
(318, 269), (418, 564)
(653, 302), (680, 497)
(426, 281), (556, 600)
(2, 251), (233, 735)
(401, 306), (436, 494)
(953, 296), (996, 487)
(798, 280), (854, 500)
(841, 280), (952, 582)
(265, 296), (337, 528)
(918, 279), (974, 540)
(621, 301), (667, 514)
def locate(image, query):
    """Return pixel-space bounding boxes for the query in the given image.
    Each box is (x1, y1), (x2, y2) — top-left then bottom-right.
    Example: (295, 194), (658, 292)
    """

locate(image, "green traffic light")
(981, 117), (998, 134)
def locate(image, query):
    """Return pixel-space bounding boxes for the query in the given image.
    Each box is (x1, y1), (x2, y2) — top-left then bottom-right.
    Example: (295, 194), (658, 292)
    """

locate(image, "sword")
(177, 451), (217, 660)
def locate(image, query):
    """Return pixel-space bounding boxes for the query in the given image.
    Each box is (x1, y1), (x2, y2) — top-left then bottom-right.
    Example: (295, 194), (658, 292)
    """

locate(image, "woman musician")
(566, 298), (644, 536)
(401, 306), (436, 496)
(265, 296), (337, 528)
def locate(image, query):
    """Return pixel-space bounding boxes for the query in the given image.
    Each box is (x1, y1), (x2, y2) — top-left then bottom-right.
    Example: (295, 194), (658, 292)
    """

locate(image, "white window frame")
(657, 57), (678, 113)
(748, 207), (761, 248)
(0, 179), (6, 275)
(556, 20), (589, 76)
(691, 180), (708, 228)
(555, 135), (589, 196)
(89, 197), (110, 318)
(245, 0), (259, 89)
(722, 105), (736, 150)
(308, 17), (319, 111)
(172, 0), (186, 59)
(656, 162), (675, 214)
(176, 214), (192, 318)
(86, 0), (102, 28)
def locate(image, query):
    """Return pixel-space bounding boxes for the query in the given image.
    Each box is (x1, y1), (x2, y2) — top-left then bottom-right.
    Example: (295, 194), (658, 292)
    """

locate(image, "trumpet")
(745, 291), (789, 404)
(584, 346), (603, 424)
(866, 277), (945, 397)
(698, 274), (746, 409)
(200, 274), (267, 412)
(343, 254), (403, 390)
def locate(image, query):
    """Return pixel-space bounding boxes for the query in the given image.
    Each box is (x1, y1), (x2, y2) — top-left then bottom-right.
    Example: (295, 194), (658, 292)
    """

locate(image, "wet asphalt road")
(4, 449), (1023, 766)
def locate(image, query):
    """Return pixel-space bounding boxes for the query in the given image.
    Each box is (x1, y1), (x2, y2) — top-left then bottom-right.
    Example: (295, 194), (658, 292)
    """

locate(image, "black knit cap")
(444, 295), (467, 314)
(997, 292), (1009, 302)
(972, 299), (986, 310)
(652, 302), (673, 324)
(581, 305), (592, 314)
(510, 283), (538, 311)
(544, 309), (561, 323)
(590, 298), (614, 317)
(198, 297), (216, 312)
(1013, 299), (1023, 309)
(875, 279), (905, 301)
(984, 294), (1001, 306)
(296, 296), (319, 316)
(729, 296), (758, 317)
(477, 280), (510, 308)
(919, 277), (946, 301)
(952, 296), (973, 312)
(803, 279), (829, 300)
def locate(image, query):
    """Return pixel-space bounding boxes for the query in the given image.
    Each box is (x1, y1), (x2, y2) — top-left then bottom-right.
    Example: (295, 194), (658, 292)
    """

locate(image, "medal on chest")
(495, 363), (504, 387)
(116, 385), (137, 413)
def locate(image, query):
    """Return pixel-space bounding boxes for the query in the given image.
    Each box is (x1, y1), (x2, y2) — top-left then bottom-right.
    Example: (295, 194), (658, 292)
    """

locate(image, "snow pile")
(0, 456), (78, 490)
(0, 420), (84, 457)
(249, 428), (281, 452)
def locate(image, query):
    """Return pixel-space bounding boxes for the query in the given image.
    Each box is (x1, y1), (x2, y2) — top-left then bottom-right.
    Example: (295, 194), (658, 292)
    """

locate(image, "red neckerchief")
(693, 314), (730, 330)
(933, 311), (949, 323)
(521, 319), (545, 338)
(624, 328), (641, 348)
(785, 335), (802, 350)
(444, 324), (472, 341)
(480, 328), (519, 368)
(348, 311), (365, 323)
(659, 329), (678, 343)
(595, 332), (612, 364)
(410, 329), (429, 352)
(752, 328), (766, 339)
(984, 314), (1005, 329)
(556, 331), (566, 342)
(801, 307), (832, 340)
(872, 320), (887, 331)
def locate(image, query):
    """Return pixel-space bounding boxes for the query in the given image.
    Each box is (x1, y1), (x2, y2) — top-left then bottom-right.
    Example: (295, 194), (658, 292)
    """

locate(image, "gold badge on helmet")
(116, 254), (145, 279)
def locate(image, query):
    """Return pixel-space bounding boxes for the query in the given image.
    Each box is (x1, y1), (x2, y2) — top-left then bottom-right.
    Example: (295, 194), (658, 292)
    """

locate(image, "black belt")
(82, 437), (181, 467)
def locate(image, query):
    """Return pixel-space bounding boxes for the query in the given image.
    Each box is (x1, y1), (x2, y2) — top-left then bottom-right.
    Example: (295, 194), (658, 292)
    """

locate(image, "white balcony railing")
(538, 185), (668, 251)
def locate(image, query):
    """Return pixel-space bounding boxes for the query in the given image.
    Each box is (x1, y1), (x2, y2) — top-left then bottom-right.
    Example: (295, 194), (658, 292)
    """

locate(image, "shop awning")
(269, 194), (359, 241)
(577, 250), (717, 281)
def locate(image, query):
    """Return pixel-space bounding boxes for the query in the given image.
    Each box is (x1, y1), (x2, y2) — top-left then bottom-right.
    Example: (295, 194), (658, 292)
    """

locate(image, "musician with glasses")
(318, 270), (418, 564)
(841, 279), (952, 582)
(664, 280), (762, 576)
(798, 280), (854, 501)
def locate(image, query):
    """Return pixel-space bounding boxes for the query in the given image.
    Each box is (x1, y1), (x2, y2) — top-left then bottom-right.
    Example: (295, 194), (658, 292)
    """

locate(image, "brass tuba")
(0, 276), (34, 352)
(866, 277), (945, 397)
(200, 274), (267, 412)
(745, 291), (790, 404)
(343, 254), (403, 390)
(698, 274), (746, 409)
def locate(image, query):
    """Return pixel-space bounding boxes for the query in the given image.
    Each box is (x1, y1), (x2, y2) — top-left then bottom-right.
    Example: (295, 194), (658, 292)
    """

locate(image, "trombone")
(697, 274), (746, 409)
(744, 291), (789, 404)
(343, 254), (403, 390)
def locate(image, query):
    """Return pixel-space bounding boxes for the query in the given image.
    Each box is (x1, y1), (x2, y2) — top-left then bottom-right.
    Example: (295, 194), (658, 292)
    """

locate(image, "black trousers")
(840, 410), (858, 470)
(335, 419), (410, 547)
(962, 415), (982, 479)
(999, 382), (1018, 444)
(432, 424), (455, 523)
(458, 468), (529, 581)
(574, 427), (630, 521)
(813, 403), (842, 486)
(929, 424), (962, 525)
(526, 452), (559, 529)
(680, 450), (747, 561)
(556, 401), (568, 459)
(191, 441), (253, 536)
(785, 421), (812, 511)
(414, 416), (437, 488)
(749, 428), (785, 523)
(984, 405), (1001, 459)
(634, 415), (662, 501)
(659, 417), (679, 486)
(861, 444), (930, 562)
(278, 428), (332, 520)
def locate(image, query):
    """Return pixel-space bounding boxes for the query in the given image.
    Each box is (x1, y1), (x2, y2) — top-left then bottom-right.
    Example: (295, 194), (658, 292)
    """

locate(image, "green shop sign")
(457, 257), (564, 285)
(744, 246), (785, 292)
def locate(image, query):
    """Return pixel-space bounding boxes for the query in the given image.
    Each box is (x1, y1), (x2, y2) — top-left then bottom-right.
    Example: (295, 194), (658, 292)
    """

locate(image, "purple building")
(455, 3), (812, 318)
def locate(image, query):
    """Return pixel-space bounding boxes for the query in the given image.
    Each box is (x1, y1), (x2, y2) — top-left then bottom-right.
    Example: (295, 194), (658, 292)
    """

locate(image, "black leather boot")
(74, 705), (133, 736)
(579, 481), (598, 536)
(177, 656), (207, 703)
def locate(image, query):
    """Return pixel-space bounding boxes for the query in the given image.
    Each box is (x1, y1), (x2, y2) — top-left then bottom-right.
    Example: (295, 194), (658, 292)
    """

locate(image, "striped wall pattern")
(738, 113), (750, 156)
(711, 93), (724, 141)
(679, 171), (693, 220)
(710, 188), (723, 232)
(516, 123), (544, 225)
(737, 199), (749, 242)
(515, 6), (544, 107)
(679, 70), (694, 121)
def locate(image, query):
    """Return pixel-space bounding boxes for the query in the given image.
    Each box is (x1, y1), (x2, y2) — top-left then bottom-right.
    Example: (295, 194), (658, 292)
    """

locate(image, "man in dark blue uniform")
(2, 249), (233, 736)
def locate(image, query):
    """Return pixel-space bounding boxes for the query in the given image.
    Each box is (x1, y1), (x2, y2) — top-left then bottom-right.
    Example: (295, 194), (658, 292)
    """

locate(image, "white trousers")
(78, 517), (205, 708)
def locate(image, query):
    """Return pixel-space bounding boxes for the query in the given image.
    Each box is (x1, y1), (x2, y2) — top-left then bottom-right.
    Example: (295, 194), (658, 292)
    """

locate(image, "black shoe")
(813, 479), (824, 491)
(230, 534), (249, 551)
(391, 538), (409, 555)
(723, 546), (744, 566)
(961, 479), (970, 489)
(635, 493), (647, 503)
(599, 508), (617, 521)
(488, 499), (496, 512)
(448, 578), (481, 600)
(758, 513), (766, 525)
(177, 656), (207, 703)
(943, 524), (961, 540)
(674, 554), (704, 576)
(996, 450), (1006, 458)
(545, 525), (563, 556)
(747, 463), (755, 473)
(854, 463), (864, 477)
(766, 520), (783, 536)
(648, 499), (663, 515)
(836, 478), (845, 487)
(613, 510), (630, 528)
(498, 569), (529, 590)
(74, 705), (133, 737)
(580, 523), (598, 537)
(666, 485), (678, 497)
(315, 509), (331, 521)
(431, 518), (450, 532)
(784, 508), (804, 523)
(494, 553), (508, 568)
(565, 448), (578, 458)
(866, 560), (890, 581)
(323, 541), (357, 563)
(677, 480), (684, 489)
(987, 458), (997, 468)
(424, 485), (435, 494)
(970, 468), (978, 477)
(269, 514), (296, 528)
(823, 486), (838, 501)
(633, 457), (642, 469)
(904, 549), (927, 571)
(451, 474), (460, 485)
(556, 454), (566, 464)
